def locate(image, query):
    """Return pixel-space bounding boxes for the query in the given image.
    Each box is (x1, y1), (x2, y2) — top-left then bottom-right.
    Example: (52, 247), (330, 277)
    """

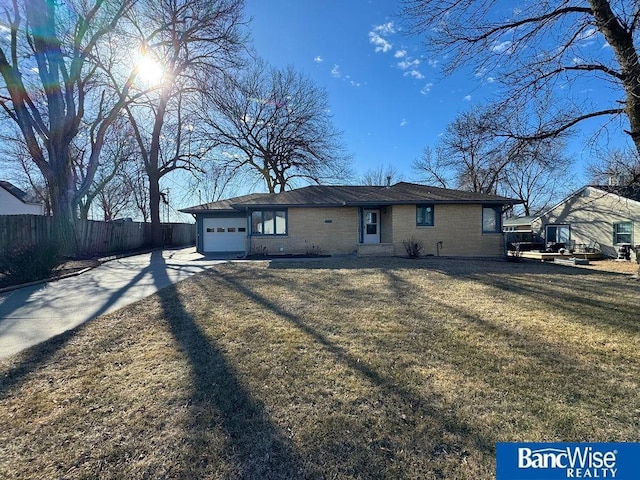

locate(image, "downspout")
(358, 206), (363, 244)
(244, 208), (251, 259)
(191, 213), (199, 253)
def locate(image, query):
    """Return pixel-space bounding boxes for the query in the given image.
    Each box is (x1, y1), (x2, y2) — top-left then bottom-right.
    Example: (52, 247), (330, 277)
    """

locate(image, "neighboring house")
(180, 182), (520, 257)
(0, 180), (45, 216)
(506, 185), (640, 259)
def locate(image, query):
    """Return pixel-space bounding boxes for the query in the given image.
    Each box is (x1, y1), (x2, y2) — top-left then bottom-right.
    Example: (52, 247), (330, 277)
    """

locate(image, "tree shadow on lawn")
(270, 256), (640, 334)
(267, 255), (620, 276)
(470, 273), (640, 334)
(211, 267), (497, 476)
(0, 323), (85, 401)
(251, 261), (637, 442)
(150, 252), (310, 479)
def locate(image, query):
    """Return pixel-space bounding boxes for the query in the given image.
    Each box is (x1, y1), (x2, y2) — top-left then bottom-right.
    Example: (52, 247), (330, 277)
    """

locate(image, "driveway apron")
(0, 247), (231, 360)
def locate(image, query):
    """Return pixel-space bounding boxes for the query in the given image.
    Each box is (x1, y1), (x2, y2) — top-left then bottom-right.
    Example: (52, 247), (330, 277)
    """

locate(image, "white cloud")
(373, 22), (395, 35)
(578, 27), (598, 41)
(427, 58), (439, 68)
(314, 56), (323, 63)
(486, 76), (495, 83)
(491, 40), (512, 53)
(394, 49), (407, 58)
(572, 56), (584, 65)
(463, 95), (472, 101)
(222, 150), (242, 159)
(369, 22), (395, 53)
(404, 70), (425, 80)
(397, 59), (421, 70)
(400, 119), (408, 127)
(350, 80), (361, 87)
(331, 64), (341, 78)
(369, 31), (392, 53)
(420, 83), (434, 95)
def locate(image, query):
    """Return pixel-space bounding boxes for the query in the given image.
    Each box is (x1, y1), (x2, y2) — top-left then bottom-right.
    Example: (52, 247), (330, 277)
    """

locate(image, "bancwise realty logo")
(496, 443), (640, 479)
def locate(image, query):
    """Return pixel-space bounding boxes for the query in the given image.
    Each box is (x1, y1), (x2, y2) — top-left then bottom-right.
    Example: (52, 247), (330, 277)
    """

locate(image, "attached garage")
(202, 217), (247, 252)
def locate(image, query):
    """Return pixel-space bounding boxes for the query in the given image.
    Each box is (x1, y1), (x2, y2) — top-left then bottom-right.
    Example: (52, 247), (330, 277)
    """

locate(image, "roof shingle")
(180, 182), (521, 213)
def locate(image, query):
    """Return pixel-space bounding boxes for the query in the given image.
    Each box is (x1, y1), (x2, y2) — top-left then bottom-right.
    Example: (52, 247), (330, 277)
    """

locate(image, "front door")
(362, 209), (381, 244)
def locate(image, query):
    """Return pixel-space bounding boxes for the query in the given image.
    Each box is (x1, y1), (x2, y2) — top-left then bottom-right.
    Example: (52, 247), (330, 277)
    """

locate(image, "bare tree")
(0, 0), (137, 252)
(414, 106), (513, 194)
(502, 140), (574, 216)
(124, 162), (150, 222)
(412, 146), (454, 188)
(188, 159), (239, 203)
(361, 164), (403, 186)
(588, 147), (640, 186)
(206, 61), (352, 193)
(73, 118), (139, 220)
(401, 0), (640, 181)
(120, 0), (245, 246)
(413, 106), (572, 214)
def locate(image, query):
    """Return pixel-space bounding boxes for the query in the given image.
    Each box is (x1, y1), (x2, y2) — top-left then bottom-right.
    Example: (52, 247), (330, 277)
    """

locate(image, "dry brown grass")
(579, 258), (640, 275)
(1, 257), (639, 479)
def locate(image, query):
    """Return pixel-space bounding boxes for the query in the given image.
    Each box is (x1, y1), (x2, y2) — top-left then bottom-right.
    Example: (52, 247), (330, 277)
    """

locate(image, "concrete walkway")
(0, 247), (235, 360)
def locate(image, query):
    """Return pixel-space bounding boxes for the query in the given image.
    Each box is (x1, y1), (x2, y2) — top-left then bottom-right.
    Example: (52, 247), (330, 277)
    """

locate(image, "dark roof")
(180, 182), (521, 214)
(591, 184), (640, 202)
(0, 180), (39, 204)
(180, 193), (268, 213)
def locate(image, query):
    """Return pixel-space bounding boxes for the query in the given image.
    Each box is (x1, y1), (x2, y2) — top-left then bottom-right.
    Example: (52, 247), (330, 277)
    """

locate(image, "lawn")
(1, 257), (639, 479)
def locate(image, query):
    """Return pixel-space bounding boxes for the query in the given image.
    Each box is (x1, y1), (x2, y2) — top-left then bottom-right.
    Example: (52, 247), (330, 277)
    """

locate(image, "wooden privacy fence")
(0, 215), (195, 255)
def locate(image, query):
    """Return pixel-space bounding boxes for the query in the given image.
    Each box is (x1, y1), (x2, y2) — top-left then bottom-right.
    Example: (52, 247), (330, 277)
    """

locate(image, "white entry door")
(362, 209), (381, 244)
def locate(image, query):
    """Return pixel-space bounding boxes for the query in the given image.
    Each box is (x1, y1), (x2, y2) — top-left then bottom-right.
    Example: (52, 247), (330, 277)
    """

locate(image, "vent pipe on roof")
(386, 175), (391, 188)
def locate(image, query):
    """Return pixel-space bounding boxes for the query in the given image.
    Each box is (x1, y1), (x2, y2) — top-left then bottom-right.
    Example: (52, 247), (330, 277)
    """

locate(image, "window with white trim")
(613, 222), (633, 245)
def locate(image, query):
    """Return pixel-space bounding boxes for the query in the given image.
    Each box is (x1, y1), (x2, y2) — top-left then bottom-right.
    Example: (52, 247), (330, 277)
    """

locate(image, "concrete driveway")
(0, 247), (235, 360)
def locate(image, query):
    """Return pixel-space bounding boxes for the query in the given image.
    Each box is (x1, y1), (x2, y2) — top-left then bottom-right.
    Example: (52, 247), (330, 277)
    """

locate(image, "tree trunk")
(589, 0), (640, 156)
(148, 168), (162, 247)
(48, 176), (78, 256)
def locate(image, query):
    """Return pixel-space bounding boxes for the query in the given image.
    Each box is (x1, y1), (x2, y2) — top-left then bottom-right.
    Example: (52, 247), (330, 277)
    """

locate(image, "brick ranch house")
(180, 182), (521, 257)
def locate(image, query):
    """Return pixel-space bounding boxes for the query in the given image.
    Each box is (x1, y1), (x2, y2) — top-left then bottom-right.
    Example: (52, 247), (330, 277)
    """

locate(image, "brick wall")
(247, 204), (504, 257)
(248, 207), (359, 255)
(391, 204), (504, 257)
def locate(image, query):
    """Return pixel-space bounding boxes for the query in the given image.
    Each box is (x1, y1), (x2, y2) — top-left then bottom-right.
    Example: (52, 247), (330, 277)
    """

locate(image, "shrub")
(0, 241), (62, 286)
(305, 243), (323, 257)
(251, 244), (268, 257)
(402, 237), (424, 259)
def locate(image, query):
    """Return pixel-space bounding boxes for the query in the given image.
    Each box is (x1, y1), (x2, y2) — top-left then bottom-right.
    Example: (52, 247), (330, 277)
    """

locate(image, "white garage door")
(203, 217), (247, 252)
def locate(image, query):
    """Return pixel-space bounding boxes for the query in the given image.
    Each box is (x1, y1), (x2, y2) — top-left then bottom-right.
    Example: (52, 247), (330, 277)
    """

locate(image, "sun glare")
(136, 54), (165, 85)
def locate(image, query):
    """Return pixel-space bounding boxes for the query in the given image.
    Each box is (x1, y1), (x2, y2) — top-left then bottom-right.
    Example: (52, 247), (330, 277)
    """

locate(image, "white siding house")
(507, 185), (640, 260)
(0, 181), (45, 215)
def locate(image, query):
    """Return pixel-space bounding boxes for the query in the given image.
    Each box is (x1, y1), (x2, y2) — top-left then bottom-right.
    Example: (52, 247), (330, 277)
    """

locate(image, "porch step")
(357, 243), (394, 257)
(554, 257), (590, 266)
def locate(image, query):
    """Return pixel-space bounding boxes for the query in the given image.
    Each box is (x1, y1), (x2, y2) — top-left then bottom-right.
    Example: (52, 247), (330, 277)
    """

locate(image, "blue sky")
(168, 0), (627, 217)
(242, 0), (632, 187)
(246, 0), (544, 180)
(244, 0), (484, 183)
